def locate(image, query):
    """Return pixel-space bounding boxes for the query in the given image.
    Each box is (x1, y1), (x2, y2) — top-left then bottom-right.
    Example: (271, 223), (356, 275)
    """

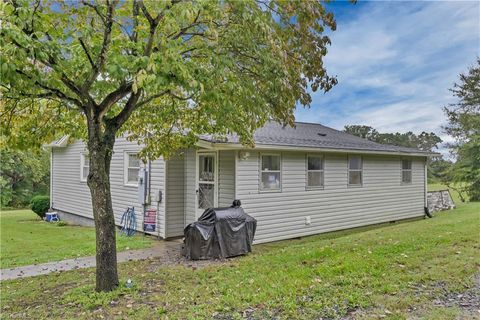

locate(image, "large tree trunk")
(86, 119), (119, 292)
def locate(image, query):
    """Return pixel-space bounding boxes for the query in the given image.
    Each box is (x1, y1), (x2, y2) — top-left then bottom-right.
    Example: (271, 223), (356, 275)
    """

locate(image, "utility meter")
(138, 167), (148, 204)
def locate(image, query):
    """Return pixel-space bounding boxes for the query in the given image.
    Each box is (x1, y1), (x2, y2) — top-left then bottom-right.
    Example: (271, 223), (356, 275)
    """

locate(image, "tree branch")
(138, 0), (155, 25)
(170, 91), (196, 101)
(131, 0), (139, 45)
(135, 90), (170, 109)
(82, 0), (118, 91)
(97, 81), (134, 118)
(105, 92), (142, 130)
(79, 38), (96, 70)
(4, 26), (88, 104)
(169, 9), (202, 40)
(14, 69), (84, 110)
(138, 0), (183, 56)
(81, 0), (106, 23)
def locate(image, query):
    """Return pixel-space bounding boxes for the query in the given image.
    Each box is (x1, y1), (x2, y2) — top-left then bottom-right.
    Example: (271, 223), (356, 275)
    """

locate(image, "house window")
(260, 154), (281, 191)
(80, 153), (89, 182)
(307, 155), (324, 189)
(124, 152), (140, 186)
(402, 159), (412, 184)
(348, 155), (362, 186)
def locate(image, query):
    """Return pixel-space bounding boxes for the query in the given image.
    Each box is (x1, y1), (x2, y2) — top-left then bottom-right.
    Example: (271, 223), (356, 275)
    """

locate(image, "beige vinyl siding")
(165, 154), (185, 237)
(218, 150), (235, 207)
(51, 138), (166, 237)
(236, 151), (426, 244)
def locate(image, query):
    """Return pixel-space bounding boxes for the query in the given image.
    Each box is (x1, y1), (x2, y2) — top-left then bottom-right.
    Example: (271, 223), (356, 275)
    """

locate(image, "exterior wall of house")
(51, 138), (166, 237)
(235, 151), (426, 244)
(165, 153), (186, 237)
(218, 150), (236, 207)
(52, 139), (427, 243)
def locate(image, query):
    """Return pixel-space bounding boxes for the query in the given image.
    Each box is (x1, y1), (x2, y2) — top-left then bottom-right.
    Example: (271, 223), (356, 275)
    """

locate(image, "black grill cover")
(183, 205), (257, 260)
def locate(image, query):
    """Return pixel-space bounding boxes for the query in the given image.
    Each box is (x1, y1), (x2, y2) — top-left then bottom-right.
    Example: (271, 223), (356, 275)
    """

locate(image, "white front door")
(196, 152), (217, 217)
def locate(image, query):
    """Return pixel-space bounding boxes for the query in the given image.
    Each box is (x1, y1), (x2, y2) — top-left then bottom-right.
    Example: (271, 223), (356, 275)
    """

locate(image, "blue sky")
(295, 0), (479, 152)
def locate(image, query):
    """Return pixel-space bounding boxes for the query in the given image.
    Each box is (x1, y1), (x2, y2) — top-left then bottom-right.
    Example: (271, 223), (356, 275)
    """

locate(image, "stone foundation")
(427, 190), (456, 213)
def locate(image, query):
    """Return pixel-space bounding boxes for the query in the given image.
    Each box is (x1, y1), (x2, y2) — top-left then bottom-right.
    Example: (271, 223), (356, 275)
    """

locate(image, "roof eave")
(43, 135), (70, 149)
(202, 141), (437, 157)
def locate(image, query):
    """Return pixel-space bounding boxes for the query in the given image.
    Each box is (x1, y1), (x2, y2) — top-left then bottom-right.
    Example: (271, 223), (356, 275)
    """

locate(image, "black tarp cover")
(183, 206), (257, 260)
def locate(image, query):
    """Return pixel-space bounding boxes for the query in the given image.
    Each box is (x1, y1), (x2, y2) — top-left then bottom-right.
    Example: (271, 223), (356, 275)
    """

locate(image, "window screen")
(307, 155), (324, 188)
(348, 156), (362, 186)
(125, 153), (140, 185)
(402, 159), (412, 183)
(260, 154), (281, 191)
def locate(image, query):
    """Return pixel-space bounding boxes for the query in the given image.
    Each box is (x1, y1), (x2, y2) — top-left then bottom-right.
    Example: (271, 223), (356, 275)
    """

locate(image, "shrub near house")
(30, 196), (50, 219)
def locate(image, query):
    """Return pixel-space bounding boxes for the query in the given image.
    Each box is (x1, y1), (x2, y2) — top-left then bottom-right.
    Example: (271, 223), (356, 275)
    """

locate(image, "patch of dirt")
(143, 242), (236, 272)
(408, 273), (480, 318)
(432, 274), (480, 315)
(334, 275), (480, 319)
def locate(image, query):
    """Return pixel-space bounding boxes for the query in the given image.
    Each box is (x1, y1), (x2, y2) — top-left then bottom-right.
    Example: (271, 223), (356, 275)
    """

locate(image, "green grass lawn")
(0, 210), (154, 269)
(1, 201), (479, 319)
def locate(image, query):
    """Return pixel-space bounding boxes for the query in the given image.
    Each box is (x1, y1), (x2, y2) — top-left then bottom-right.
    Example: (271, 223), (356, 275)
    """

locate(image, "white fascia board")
(195, 139), (215, 149)
(206, 142), (436, 158)
(43, 135), (70, 149)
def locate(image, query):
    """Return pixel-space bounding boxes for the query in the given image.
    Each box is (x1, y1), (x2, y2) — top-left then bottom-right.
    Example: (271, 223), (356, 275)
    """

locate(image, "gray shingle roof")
(201, 121), (436, 156)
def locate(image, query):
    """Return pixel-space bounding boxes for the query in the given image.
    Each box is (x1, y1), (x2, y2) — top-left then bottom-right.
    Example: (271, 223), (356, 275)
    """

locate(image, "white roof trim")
(200, 141), (437, 157)
(195, 139), (215, 149)
(43, 135), (69, 148)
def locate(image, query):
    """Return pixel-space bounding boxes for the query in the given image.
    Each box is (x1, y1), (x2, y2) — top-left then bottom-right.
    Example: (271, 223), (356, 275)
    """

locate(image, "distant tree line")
(343, 125), (443, 153)
(0, 149), (50, 208)
(343, 124), (445, 181)
(343, 59), (479, 202)
(443, 59), (479, 201)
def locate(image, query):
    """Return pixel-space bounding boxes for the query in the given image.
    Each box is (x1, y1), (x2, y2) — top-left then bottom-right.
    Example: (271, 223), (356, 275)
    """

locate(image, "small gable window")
(306, 155), (324, 189)
(402, 159), (412, 184)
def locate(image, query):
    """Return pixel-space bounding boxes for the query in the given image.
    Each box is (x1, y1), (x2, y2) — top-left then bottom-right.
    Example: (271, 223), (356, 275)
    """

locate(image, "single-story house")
(47, 121), (437, 244)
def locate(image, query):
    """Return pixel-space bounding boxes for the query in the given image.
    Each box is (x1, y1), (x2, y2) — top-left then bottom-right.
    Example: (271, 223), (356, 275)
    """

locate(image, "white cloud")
(296, 1), (480, 156)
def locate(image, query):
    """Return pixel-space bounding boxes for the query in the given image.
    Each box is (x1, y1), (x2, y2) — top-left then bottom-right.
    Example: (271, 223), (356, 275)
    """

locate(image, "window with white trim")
(124, 152), (140, 186)
(80, 153), (89, 182)
(306, 155), (324, 188)
(260, 154), (281, 191)
(348, 155), (362, 186)
(402, 159), (412, 184)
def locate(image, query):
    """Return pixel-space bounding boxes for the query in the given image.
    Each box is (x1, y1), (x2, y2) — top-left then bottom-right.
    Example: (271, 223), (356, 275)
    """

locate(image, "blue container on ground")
(45, 212), (59, 222)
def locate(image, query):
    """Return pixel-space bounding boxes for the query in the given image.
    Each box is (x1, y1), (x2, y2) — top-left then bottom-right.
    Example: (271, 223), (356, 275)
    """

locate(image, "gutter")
(50, 148), (53, 209)
(196, 140), (439, 158)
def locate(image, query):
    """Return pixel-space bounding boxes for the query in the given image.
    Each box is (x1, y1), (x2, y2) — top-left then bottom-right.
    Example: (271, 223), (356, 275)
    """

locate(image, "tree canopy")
(443, 59), (480, 201)
(1, 0), (337, 158)
(0, 149), (50, 208)
(1, 0), (340, 291)
(343, 125), (442, 152)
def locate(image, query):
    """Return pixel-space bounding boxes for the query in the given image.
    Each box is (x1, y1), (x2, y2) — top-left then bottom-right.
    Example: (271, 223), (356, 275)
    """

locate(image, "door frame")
(195, 150), (219, 218)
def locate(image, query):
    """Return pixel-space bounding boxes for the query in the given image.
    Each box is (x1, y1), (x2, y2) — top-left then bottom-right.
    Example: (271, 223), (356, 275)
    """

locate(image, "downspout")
(424, 157), (427, 207)
(424, 157), (432, 218)
(49, 148), (53, 209)
(142, 159), (152, 234)
(147, 159), (152, 205)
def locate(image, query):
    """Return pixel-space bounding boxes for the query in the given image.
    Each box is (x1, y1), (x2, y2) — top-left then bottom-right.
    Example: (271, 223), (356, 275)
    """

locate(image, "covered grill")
(183, 201), (257, 260)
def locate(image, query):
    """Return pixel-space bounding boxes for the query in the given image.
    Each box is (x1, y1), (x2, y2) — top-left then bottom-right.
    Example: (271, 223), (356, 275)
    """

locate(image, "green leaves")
(1, 0), (338, 159)
(443, 59), (480, 201)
